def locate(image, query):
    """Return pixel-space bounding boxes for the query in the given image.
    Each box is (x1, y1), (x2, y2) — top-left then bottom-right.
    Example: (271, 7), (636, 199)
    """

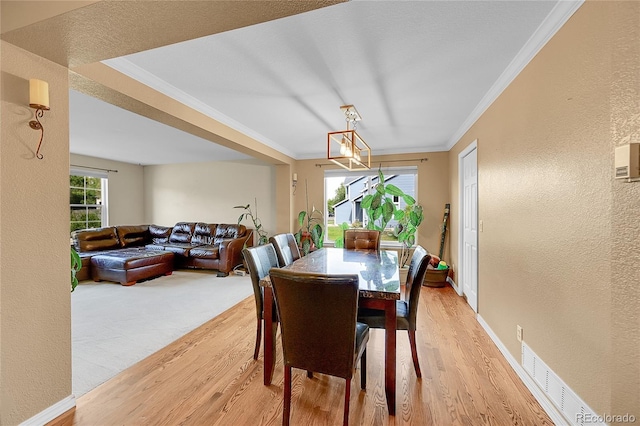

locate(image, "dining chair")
(268, 268), (369, 426)
(242, 243), (280, 360)
(269, 233), (301, 267)
(344, 229), (381, 251)
(357, 245), (431, 377)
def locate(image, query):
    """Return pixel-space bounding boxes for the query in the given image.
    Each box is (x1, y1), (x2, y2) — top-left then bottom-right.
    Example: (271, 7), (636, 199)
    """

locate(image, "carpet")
(71, 270), (253, 397)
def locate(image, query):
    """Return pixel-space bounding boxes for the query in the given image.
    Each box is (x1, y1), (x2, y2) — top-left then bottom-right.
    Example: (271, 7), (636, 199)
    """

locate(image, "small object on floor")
(437, 261), (448, 270)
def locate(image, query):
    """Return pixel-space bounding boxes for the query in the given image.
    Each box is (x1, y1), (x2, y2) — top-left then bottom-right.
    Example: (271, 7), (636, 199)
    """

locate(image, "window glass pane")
(70, 175), (84, 188)
(324, 170), (417, 245)
(86, 177), (101, 189)
(70, 188), (85, 204)
(87, 221), (102, 229)
(86, 189), (101, 205)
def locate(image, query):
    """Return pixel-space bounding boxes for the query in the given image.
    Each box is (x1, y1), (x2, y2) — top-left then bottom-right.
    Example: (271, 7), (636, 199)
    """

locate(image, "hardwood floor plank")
(49, 285), (552, 426)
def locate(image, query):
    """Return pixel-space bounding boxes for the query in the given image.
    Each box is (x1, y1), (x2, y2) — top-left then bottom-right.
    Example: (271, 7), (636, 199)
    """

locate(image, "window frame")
(70, 169), (108, 233)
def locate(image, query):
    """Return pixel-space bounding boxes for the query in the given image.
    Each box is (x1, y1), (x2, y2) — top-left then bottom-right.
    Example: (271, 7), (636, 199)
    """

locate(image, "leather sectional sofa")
(72, 222), (253, 285)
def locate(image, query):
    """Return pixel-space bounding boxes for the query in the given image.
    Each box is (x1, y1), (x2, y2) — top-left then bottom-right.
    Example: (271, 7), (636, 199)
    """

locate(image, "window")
(70, 170), (108, 233)
(325, 167), (417, 245)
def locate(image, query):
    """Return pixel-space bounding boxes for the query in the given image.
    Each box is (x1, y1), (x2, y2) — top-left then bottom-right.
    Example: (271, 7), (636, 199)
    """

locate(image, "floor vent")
(521, 342), (604, 426)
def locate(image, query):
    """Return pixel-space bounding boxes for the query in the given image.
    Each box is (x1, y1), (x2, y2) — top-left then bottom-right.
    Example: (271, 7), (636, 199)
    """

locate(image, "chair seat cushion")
(189, 245), (219, 259)
(357, 300), (410, 330)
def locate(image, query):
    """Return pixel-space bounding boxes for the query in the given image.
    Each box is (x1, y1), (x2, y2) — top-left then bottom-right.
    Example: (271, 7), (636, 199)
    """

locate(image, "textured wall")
(609, 3), (640, 419)
(70, 154), (145, 226)
(448, 2), (639, 416)
(143, 160), (276, 240)
(0, 41), (71, 425)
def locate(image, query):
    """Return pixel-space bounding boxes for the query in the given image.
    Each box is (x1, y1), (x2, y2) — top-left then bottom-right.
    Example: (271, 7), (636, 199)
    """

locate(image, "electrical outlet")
(517, 325), (523, 342)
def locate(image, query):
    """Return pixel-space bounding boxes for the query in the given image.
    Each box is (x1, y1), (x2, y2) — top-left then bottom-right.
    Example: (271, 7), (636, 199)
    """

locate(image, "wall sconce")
(292, 173), (298, 195)
(28, 79), (50, 160)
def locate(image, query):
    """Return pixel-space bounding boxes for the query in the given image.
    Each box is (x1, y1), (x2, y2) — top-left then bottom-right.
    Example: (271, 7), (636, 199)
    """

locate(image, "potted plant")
(295, 179), (324, 256)
(361, 168), (424, 266)
(71, 247), (81, 292)
(234, 198), (269, 245)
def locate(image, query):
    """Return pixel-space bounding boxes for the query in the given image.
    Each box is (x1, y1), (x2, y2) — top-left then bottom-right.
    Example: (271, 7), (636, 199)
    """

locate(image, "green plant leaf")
(378, 169), (385, 184)
(361, 194), (373, 209)
(233, 204), (250, 209)
(402, 194), (416, 205)
(376, 184), (386, 195)
(297, 211), (306, 227)
(394, 210), (405, 220)
(385, 184), (404, 196)
(371, 193), (382, 210)
(382, 200), (394, 222)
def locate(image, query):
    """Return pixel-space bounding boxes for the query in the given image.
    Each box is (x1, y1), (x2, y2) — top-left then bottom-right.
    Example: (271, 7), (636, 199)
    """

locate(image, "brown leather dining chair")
(357, 245), (431, 377)
(344, 229), (381, 251)
(268, 268), (369, 426)
(242, 244), (280, 360)
(269, 233), (301, 267)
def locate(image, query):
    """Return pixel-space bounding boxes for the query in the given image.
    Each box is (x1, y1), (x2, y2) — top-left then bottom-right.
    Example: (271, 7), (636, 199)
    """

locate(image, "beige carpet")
(71, 270), (253, 397)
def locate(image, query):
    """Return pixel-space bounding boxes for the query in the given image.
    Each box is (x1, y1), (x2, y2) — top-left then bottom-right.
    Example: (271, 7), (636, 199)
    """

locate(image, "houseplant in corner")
(71, 247), (81, 292)
(295, 179), (324, 256)
(234, 198), (269, 246)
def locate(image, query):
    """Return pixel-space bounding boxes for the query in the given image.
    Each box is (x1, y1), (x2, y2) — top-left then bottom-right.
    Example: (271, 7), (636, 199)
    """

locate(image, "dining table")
(260, 247), (401, 415)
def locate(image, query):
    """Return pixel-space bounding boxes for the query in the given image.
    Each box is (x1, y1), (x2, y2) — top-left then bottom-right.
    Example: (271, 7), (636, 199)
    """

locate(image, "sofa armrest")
(217, 231), (254, 274)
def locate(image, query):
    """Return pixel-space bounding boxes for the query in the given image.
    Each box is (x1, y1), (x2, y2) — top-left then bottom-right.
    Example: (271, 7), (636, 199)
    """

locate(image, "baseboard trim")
(476, 315), (567, 426)
(20, 395), (76, 426)
(447, 276), (462, 295)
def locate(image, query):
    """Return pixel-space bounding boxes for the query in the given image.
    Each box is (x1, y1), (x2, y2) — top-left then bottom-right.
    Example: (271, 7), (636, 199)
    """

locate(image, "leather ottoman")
(91, 248), (174, 286)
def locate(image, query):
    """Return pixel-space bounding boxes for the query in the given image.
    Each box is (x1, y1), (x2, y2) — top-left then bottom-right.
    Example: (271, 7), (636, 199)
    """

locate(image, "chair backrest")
(344, 229), (381, 251)
(242, 244), (279, 318)
(269, 233), (301, 267)
(269, 268), (360, 380)
(404, 245), (431, 327)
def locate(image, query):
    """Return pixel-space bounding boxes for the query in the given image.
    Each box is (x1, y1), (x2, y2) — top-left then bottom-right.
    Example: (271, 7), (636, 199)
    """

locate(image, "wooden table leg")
(384, 299), (397, 415)
(263, 286), (276, 385)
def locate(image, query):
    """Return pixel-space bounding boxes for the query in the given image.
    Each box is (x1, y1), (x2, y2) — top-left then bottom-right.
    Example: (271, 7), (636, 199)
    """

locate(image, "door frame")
(457, 140), (478, 311)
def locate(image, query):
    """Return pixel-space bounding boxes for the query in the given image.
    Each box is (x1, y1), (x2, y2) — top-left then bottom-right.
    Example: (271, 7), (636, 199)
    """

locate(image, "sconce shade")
(29, 79), (50, 110)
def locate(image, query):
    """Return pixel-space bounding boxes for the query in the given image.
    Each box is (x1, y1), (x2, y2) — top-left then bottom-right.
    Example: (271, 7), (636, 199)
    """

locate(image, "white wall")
(70, 154), (145, 226)
(143, 160), (275, 237)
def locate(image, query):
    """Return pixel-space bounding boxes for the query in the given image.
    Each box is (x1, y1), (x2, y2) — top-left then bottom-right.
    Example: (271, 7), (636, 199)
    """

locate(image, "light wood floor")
(50, 285), (552, 425)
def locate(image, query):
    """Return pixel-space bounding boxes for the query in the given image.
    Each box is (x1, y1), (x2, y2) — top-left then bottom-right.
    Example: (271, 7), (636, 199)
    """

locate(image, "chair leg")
(253, 318), (262, 360)
(283, 366), (292, 426)
(360, 349), (367, 390)
(343, 378), (351, 426)
(408, 330), (422, 378)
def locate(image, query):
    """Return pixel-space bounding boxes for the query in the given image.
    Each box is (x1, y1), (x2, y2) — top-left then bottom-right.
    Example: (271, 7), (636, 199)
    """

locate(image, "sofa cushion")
(72, 227), (120, 252)
(116, 225), (150, 248)
(146, 242), (193, 257)
(214, 224), (246, 245)
(149, 225), (172, 244)
(192, 223), (216, 246)
(169, 222), (195, 244)
(189, 245), (219, 260)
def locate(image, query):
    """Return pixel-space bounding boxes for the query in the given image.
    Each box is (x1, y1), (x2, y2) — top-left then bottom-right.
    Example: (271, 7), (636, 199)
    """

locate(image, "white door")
(460, 143), (478, 312)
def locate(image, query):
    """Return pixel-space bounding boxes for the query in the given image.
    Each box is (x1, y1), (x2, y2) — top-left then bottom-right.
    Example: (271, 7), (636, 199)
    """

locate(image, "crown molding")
(101, 58), (297, 159)
(446, 0), (585, 150)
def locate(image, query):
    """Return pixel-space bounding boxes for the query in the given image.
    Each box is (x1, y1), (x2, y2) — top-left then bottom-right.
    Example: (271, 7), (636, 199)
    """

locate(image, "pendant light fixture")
(327, 105), (371, 171)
